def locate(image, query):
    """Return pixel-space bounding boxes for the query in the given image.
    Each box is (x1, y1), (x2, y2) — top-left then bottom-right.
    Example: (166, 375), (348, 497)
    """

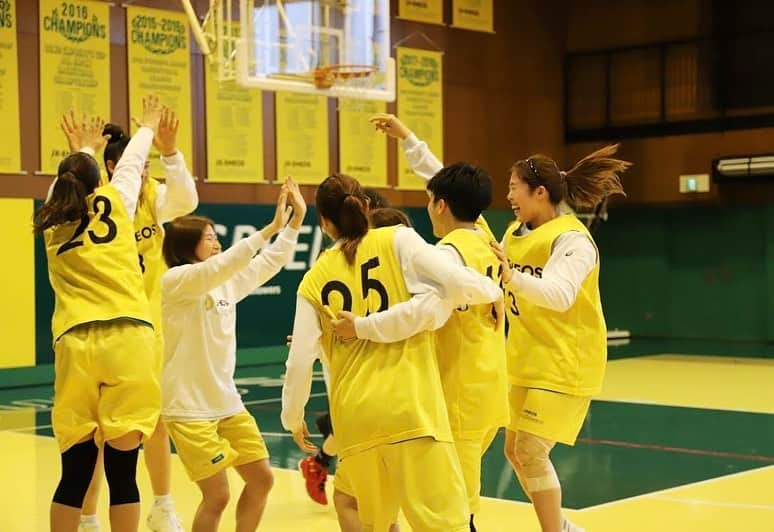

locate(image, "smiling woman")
(158, 178), (306, 531)
(493, 144), (631, 532)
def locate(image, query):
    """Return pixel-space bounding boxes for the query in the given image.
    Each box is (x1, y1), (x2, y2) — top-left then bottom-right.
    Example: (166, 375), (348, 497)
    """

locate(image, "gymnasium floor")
(1, 340), (773, 531)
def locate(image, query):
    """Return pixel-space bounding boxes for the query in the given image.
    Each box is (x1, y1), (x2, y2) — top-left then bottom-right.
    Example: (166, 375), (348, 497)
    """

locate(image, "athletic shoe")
(146, 504), (184, 532)
(562, 516), (585, 532)
(299, 455), (329, 505)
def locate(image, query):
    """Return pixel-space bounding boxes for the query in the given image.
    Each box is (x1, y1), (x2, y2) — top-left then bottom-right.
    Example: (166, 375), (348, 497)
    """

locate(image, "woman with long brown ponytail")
(37, 96), (164, 532)
(491, 144), (630, 532)
(281, 173), (503, 531)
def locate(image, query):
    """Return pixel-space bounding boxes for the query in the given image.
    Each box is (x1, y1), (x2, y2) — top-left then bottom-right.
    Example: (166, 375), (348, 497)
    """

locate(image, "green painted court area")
(2, 340), (772, 511)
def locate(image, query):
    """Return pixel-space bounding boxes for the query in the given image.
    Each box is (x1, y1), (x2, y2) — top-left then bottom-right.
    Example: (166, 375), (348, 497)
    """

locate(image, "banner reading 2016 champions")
(39, 0), (110, 174)
(397, 47), (443, 190)
(127, 6), (192, 179)
(0, 0), (20, 173)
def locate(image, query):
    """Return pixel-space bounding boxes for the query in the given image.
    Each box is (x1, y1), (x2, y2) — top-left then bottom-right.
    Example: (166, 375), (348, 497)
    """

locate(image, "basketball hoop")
(313, 65), (380, 112)
(313, 64), (377, 89)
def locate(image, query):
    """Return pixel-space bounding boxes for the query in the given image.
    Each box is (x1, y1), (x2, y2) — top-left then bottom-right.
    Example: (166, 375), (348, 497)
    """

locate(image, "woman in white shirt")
(160, 179), (305, 532)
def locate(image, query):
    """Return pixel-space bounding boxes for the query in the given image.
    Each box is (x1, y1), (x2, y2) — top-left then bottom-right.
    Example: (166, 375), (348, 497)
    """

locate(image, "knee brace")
(514, 433), (559, 493)
(53, 440), (99, 508)
(104, 443), (140, 505)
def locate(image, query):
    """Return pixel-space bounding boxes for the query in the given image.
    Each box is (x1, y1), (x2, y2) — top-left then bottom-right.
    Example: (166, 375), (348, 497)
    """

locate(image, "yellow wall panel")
(0, 198), (35, 368)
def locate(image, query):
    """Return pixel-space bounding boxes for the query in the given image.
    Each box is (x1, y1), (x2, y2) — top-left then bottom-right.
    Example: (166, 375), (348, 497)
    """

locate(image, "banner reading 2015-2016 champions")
(127, 6), (192, 179)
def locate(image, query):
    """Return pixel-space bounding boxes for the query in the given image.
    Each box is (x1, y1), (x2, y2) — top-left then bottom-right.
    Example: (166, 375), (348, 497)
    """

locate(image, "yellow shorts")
(166, 410), (269, 482)
(338, 437), (469, 532)
(152, 329), (164, 377)
(52, 320), (160, 452)
(508, 386), (591, 445)
(333, 458), (354, 496)
(455, 428), (499, 515)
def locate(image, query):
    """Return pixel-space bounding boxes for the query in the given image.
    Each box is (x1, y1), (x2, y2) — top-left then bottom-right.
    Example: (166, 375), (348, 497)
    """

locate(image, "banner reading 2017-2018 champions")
(397, 47), (444, 190)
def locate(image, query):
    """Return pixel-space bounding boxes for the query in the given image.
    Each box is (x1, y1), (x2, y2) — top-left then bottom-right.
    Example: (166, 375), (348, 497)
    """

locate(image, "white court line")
(0, 392), (330, 434)
(243, 392), (327, 406)
(648, 496), (774, 511)
(2, 430), (771, 513)
(579, 464), (774, 512)
(5, 427), (324, 440)
(593, 397), (774, 415)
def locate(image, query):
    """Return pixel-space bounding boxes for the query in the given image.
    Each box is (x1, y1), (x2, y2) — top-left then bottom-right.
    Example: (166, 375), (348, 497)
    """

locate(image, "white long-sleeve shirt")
(405, 131), (596, 313)
(403, 133), (443, 179)
(280, 226), (502, 433)
(154, 151), (198, 223)
(354, 237), (468, 342)
(161, 226), (299, 421)
(54, 145), (198, 222)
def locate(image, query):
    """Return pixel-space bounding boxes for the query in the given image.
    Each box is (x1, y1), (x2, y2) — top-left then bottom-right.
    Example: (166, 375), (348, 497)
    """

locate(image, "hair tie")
(560, 170), (567, 180)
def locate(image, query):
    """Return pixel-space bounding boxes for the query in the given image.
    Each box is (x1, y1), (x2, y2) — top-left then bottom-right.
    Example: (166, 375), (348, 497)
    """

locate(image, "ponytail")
(564, 144), (630, 211)
(103, 123), (130, 177)
(315, 174), (370, 265)
(338, 195), (369, 264)
(33, 172), (89, 235)
(33, 152), (101, 235)
(512, 144), (630, 211)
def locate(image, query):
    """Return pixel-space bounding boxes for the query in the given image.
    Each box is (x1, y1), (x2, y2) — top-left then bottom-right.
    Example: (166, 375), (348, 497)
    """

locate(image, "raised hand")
(134, 95), (164, 132)
(153, 107), (180, 157)
(271, 184), (292, 230)
(369, 113), (412, 140)
(285, 176), (307, 229)
(60, 110), (109, 154)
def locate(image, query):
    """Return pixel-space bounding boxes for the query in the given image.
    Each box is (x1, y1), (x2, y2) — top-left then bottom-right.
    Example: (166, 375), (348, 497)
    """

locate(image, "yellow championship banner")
(127, 6), (192, 179)
(452, 0), (494, 33)
(398, 0), (444, 25)
(397, 47), (443, 190)
(275, 92), (329, 185)
(338, 100), (387, 187)
(39, 0), (110, 174)
(204, 25), (263, 183)
(0, 0), (20, 173)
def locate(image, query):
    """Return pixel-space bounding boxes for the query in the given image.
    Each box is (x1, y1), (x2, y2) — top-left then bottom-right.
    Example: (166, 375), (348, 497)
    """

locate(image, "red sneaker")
(298, 456), (328, 505)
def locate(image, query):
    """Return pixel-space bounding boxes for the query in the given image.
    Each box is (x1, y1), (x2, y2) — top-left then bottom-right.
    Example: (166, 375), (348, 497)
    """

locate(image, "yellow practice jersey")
(297, 226), (452, 459)
(44, 184), (151, 341)
(475, 215), (496, 242)
(436, 228), (509, 439)
(134, 178), (165, 331)
(503, 215), (607, 395)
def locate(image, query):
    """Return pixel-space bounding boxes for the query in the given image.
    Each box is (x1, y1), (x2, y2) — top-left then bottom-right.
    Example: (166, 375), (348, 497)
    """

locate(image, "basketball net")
(313, 65), (378, 112)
